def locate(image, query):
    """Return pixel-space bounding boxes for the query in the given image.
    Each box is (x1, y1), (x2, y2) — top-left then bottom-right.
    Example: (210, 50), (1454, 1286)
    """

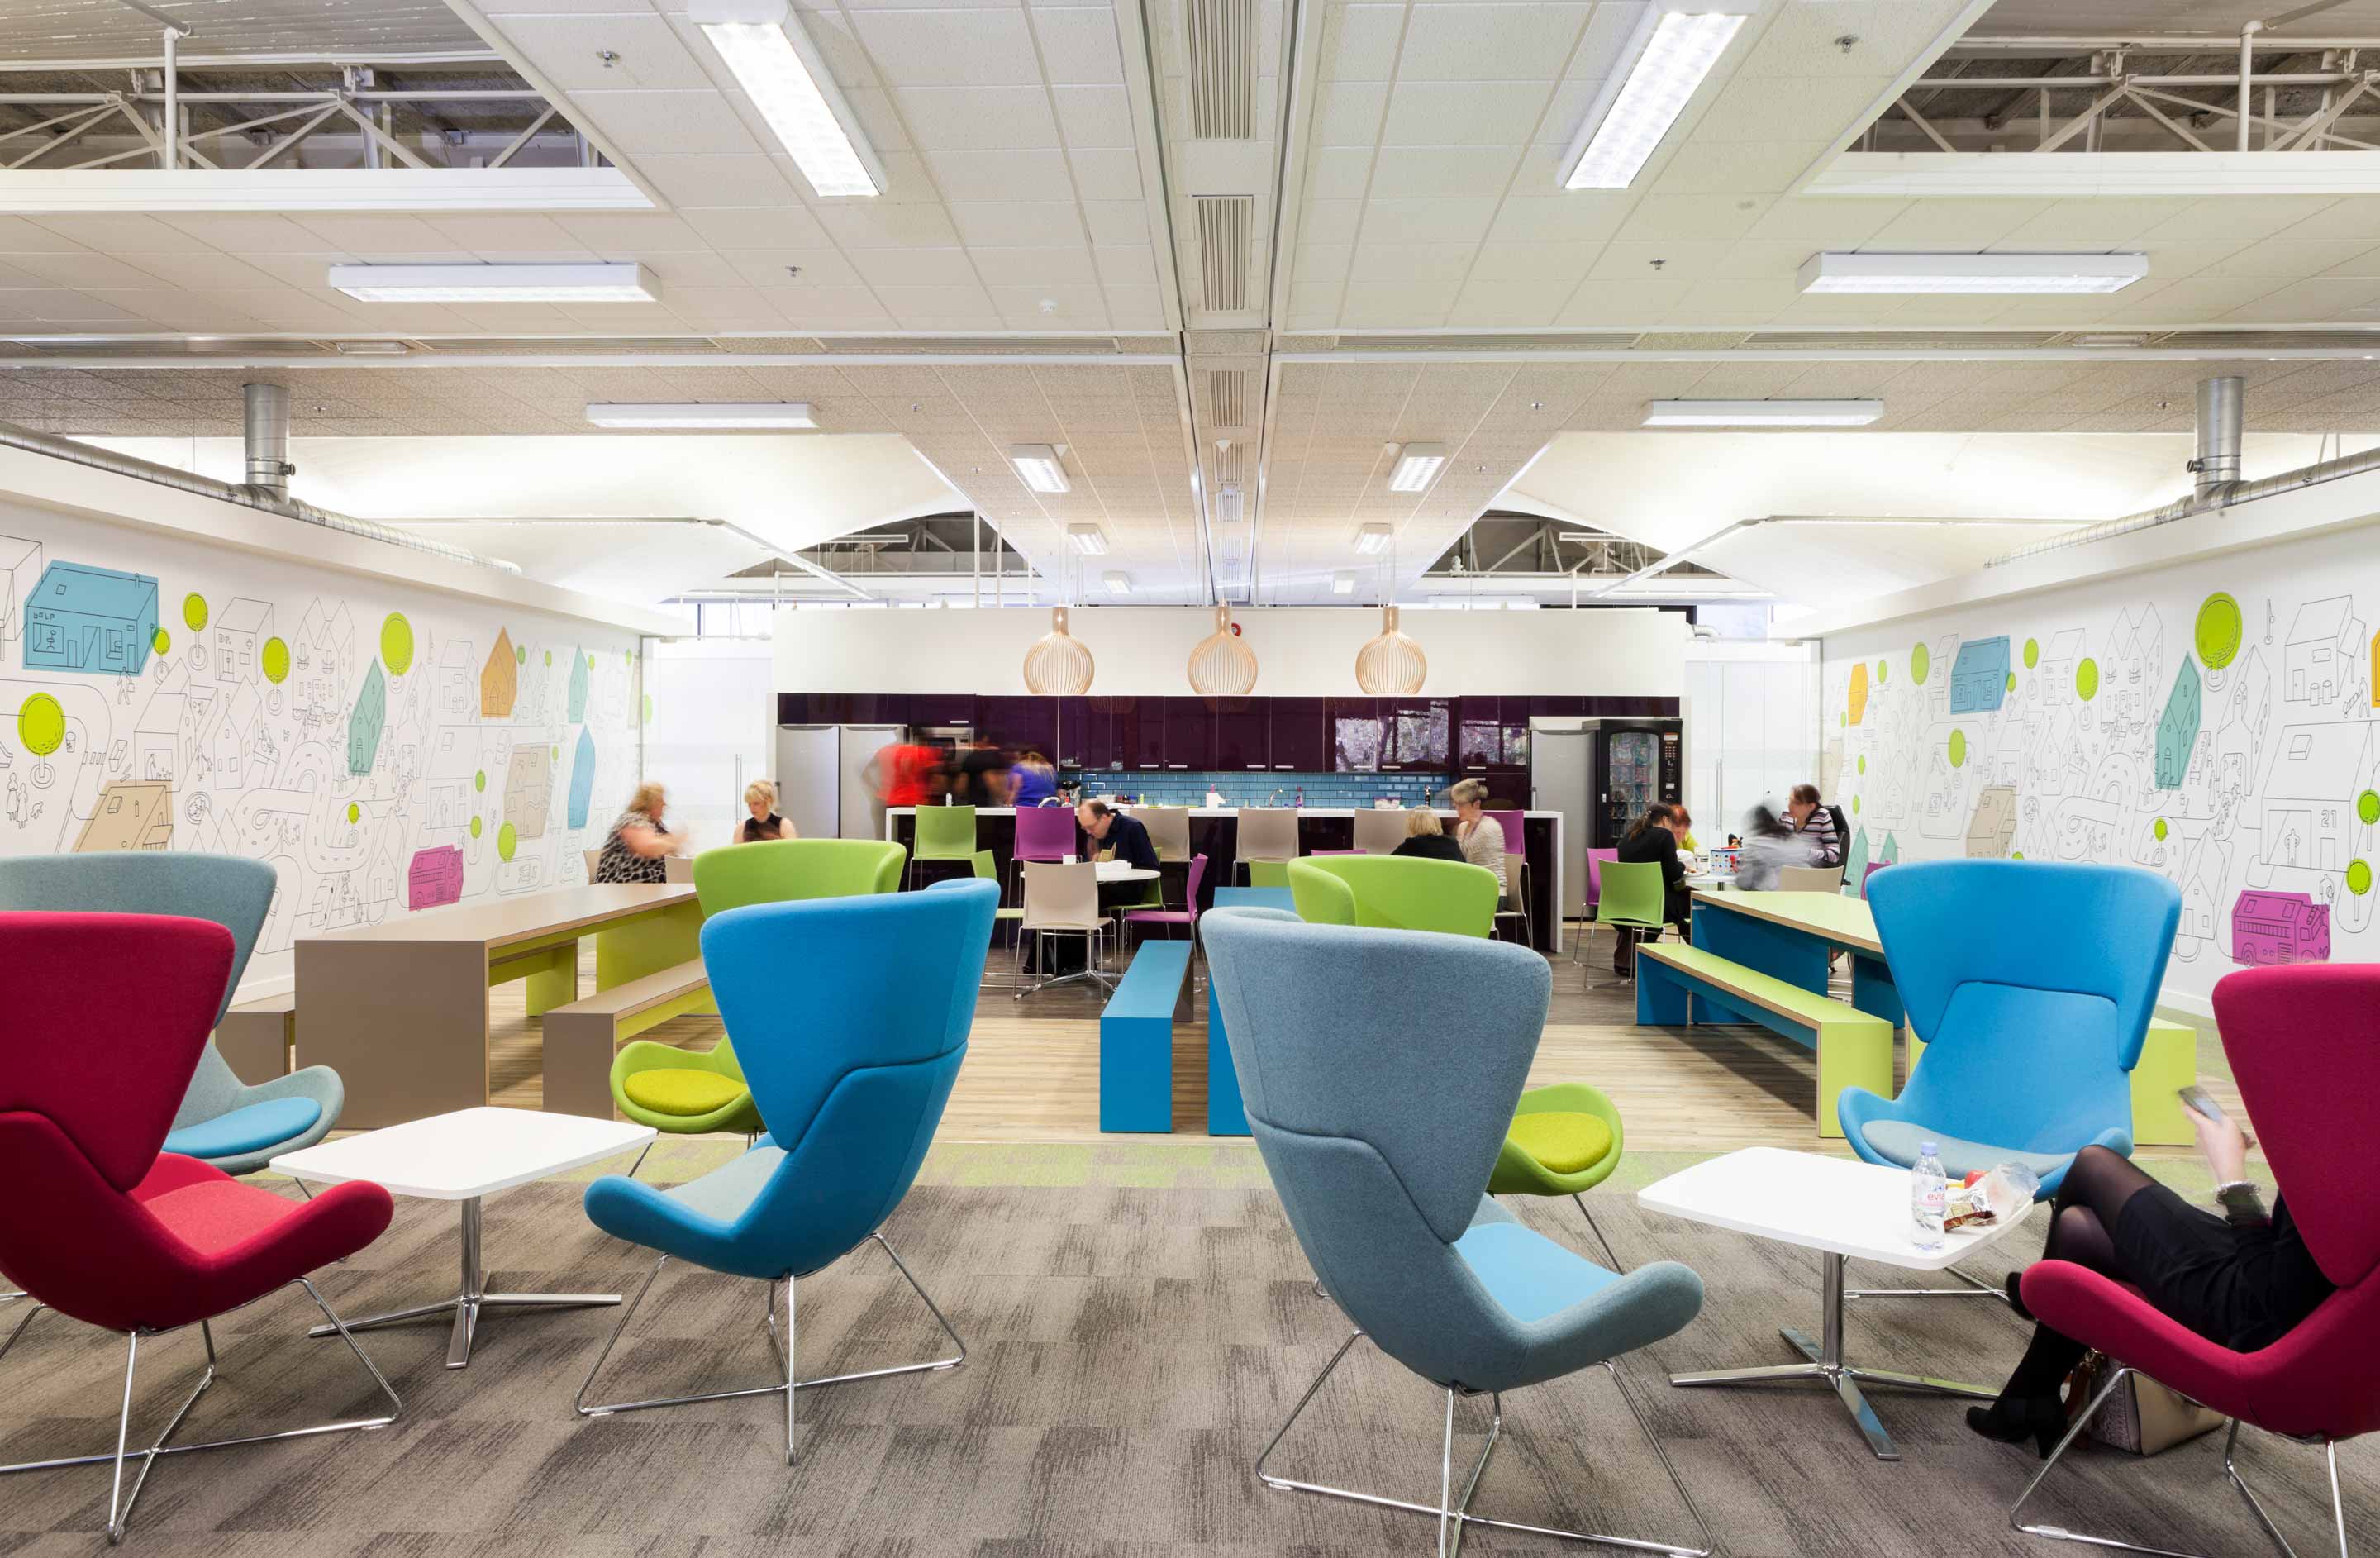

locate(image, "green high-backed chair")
(1287, 855), (1499, 937)
(1246, 860), (1292, 889)
(1594, 859), (1671, 989)
(608, 839), (907, 1150)
(1489, 1082), (1629, 1272)
(972, 850), (1026, 984)
(909, 804), (978, 889)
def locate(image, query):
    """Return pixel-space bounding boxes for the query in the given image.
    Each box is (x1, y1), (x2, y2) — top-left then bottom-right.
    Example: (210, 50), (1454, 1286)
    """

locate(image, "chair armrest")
(612, 1039), (735, 1081)
(239, 1065), (343, 1110)
(2020, 1260), (2253, 1415)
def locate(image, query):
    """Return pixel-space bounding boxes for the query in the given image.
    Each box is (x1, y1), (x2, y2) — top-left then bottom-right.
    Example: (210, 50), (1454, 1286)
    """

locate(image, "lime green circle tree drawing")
(1948, 729), (1967, 768)
(152, 627), (169, 655)
(182, 593), (207, 632)
(470, 815), (483, 839)
(346, 802), (359, 824)
(18, 693), (65, 758)
(2350, 860), (2373, 897)
(2077, 658), (2101, 702)
(1857, 755), (1866, 774)
(516, 644), (526, 665)
(587, 653), (595, 669)
(497, 822), (518, 862)
(2154, 818), (2169, 841)
(2195, 593), (2244, 669)
(474, 769), (487, 793)
(380, 612), (415, 675)
(1911, 642), (1930, 685)
(642, 693), (654, 725)
(1875, 660), (1887, 684)
(2023, 638), (2040, 669)
(2006, 672), (2016, 693)
(2360, 790), (2380, 827)
(1853, 795), (1861, 814)
(544, 650), (553, 667)
(262, 636), (290, 684)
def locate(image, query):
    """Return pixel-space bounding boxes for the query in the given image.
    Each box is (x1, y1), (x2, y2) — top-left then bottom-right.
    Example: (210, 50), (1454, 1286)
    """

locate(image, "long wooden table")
(1687, 889), (1904, 1030)
(296, 884), (703, 1127)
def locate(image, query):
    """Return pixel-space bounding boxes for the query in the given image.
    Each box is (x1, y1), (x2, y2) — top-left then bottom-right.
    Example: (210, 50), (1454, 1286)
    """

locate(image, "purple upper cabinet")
(1211, 697), (1269, 770)
(1161, 698), (1214, 771)
(1268, 697), (1328, 771)
(1329, 697), (1386, 773)
(978, 696), (1055, 756)
(1456, 696), (1504, 771)
(1054, 696), (1095, 769)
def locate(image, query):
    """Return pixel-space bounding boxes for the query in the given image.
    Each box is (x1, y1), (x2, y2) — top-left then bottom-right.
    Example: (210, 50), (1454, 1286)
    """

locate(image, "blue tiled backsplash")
(1064, 769), (1454, 808)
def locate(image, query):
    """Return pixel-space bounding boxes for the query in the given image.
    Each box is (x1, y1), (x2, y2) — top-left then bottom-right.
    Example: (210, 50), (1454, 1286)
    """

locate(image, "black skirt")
(2111, 1184), (2332, 1353)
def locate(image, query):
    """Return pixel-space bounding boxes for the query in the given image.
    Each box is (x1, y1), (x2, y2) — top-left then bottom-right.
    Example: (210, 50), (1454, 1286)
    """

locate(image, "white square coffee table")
(272, 1107), (654, 1370)
(1638, 1146), (2040, 1461)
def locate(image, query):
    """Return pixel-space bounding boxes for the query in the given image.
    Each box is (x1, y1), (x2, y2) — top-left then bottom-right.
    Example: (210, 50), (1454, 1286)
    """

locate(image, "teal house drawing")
(23, 561), (158, 674)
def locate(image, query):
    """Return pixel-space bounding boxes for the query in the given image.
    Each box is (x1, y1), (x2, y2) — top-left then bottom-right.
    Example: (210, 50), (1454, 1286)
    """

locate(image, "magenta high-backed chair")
(2010, 963), (2380, 1555)
(0, 911), (401, 1542)
(1862, 859), (1892, 898)
(1572, 846), (1621, 963)
(1010, 803), (1079, 903)
(1124, 853), (1207, 966)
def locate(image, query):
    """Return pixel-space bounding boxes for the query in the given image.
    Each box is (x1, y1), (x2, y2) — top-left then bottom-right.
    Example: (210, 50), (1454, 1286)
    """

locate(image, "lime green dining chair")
(973, 850), (1026, 984)
(1488, 1082), (1628, 1271)
(909, 804), (978, 889)
(1246, 859), (1292, 889)
(609, 838), (907, 1153)
(1288, 855), (1497, 937)
(1595, 858), (1671, 989)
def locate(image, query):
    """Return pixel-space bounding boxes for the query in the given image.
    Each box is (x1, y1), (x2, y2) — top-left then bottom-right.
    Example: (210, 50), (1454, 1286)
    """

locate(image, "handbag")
(2067, 1350), (2226, 1456)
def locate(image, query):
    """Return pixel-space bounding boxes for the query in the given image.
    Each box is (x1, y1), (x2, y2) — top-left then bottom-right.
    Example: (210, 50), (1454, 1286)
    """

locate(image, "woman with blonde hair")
(1449, 777), (1507, 891)
(595, 780), (680, 884)
(1391, 803), (1465, 865)
(738, 779), (796, 842)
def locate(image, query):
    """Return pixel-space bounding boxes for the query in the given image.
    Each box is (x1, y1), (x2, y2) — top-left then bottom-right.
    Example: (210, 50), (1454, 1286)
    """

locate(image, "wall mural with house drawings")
(0, 504), (644, 989)
(1820, 531), (2380, 1009)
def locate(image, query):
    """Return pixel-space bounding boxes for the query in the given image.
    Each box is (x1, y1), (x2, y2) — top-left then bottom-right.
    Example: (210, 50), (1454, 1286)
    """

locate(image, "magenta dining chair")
(1861, 859), (1892, 898)
(1124, 853), (1206, 965)
(1010, 804), (1079, 903)
(1573, 848), (1620, 964)
(2010, 964), (2380, 1554)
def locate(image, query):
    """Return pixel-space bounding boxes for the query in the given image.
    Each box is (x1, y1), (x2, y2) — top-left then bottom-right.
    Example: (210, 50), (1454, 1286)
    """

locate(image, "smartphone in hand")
(2179, 1085), (2255, 1150)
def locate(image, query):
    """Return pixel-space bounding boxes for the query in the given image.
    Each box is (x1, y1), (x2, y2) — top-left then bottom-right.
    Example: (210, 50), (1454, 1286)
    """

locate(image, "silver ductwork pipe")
(2191, 374), (2243, 499)
(243, 381), (293, 497)
(1992, 372), (2380, 569)
(0, 417), (522, 574)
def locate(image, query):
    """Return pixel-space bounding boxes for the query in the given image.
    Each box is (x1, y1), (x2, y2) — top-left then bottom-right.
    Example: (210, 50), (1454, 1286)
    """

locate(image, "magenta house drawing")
(2230, 889), (2331, 965)
(407, 844), (465, 911)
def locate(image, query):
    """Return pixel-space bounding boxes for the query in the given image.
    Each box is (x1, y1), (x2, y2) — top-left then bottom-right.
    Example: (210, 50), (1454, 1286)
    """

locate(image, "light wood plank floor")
(485, 936), (2240, 1155)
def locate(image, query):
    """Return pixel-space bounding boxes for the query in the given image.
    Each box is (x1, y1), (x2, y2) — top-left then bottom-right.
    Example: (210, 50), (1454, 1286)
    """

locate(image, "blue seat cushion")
(163, 1097), (321, 1160)
(1859, 1119), (2073, 1184)
(664, 1144), (788, 1227)
(1454, 1207), (1618, 1323)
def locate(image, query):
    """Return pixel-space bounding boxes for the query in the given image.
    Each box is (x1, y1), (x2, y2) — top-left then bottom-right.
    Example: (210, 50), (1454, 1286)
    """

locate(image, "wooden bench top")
(229, 993), (298, 1016)
(550, 958), (708, 1020)
(1639, 943), (1887, 1032)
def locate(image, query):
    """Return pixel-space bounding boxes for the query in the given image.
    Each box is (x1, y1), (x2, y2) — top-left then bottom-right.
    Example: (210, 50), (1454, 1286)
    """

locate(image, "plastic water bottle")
(1910, 1141), (1947, 1251)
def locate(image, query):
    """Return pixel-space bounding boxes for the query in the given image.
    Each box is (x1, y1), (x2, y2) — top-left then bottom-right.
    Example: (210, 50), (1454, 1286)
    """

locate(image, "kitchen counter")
(887, 806), (1565, 819)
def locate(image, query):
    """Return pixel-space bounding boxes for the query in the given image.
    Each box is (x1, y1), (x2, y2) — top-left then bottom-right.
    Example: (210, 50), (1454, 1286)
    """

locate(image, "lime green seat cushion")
(1504, 1110), (1613, 1175)
(622, 1068), (750, 1117)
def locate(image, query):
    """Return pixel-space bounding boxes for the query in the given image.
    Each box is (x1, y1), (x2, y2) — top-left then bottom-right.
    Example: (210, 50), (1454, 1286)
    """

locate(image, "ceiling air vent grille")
(1195, 196), (1254, 312)
(1214, 441), (1245, 488)
(1186, 0), (1258, 140)
(1205, 368), (1247, 426)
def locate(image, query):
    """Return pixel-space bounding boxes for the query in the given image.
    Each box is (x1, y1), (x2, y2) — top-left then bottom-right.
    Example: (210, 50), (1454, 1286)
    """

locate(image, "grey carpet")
(0, 1177), (2370, 1557)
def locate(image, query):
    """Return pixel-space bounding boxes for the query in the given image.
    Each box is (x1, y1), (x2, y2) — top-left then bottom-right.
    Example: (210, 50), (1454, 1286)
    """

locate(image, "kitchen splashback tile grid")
(1064, 770), (1454, 808)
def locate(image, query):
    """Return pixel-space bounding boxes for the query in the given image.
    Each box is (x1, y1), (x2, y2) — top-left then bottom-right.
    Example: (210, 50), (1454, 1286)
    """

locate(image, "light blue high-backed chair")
(1200, 905), (1712, 1556)
(0, 852), (341, 1176)
(574, 878), (995, 1464)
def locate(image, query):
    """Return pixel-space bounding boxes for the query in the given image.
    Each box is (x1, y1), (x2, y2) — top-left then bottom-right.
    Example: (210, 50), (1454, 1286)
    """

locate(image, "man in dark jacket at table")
(1079, 799), (1161, 872)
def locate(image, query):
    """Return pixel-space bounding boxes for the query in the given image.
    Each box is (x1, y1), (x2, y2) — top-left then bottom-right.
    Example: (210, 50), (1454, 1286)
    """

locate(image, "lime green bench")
(1635, 941), (1893, 1140)
(1907, 1015), (2199, 1147)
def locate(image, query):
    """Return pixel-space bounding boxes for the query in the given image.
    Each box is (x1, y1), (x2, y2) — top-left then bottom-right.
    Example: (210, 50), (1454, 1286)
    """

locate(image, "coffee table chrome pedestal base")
(307, 1197), (618, 1368)
(1666, 1251), (1994, 1461)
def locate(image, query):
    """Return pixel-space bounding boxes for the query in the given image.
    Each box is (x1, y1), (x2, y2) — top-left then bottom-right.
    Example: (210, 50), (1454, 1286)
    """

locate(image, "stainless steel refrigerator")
(1530, 724), (1592, 922)
(773, 722), (905, 840)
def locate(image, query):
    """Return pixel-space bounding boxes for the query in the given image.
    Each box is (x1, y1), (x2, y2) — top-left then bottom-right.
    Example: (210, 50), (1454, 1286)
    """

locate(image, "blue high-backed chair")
(0, 853), (341, 1176)
(1843, 860), (2180, 1194)
(1200, 906), (1712, 1557)
(575, 879), (996, 1464)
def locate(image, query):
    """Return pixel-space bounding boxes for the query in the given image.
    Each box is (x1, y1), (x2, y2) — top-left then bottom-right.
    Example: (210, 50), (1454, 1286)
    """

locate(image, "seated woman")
(1969, 1108), (2333, 1456)
(1611, 802), (1691, 975)
(737, 779), (797, 842)
(596, 781), (682, 884)
(1391, 805), (1465, 864)
(1729, 803), (1812, 892)
(1449, 779), (1507, 893)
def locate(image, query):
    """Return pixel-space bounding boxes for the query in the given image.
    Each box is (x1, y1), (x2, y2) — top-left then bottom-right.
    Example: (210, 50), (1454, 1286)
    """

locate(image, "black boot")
(1965, 1395), (2065, 1458)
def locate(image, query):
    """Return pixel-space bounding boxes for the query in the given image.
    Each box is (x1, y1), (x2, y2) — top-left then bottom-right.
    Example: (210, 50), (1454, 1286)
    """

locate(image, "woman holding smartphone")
(1967, 1095), (2333, 1455)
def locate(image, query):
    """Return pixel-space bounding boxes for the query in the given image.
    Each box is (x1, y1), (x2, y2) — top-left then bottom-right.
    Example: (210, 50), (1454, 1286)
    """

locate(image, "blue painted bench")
(1099, 939), (1194, 1132)
(1635, 942), (1892, 1140)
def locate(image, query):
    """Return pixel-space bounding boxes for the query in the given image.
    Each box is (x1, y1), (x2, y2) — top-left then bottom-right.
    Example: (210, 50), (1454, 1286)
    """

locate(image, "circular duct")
(1354, 604), (1426, 695)
(1187, 605), (1259, 695)
(1021, 606), (1095, 695)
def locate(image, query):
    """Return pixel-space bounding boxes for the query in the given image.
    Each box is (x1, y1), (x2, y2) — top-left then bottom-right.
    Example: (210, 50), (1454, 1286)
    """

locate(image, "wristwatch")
(2214, 1180), (2263, 1211)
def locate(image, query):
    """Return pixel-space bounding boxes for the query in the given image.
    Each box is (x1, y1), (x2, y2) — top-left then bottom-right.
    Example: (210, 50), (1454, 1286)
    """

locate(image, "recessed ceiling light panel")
(1330, 571), (1357, 596)
(1102, 570), (1131, 596)
(1797, 252), (2149, 295)
(1644, 399), (1886, 427)
(1387, 443), (1447, 493)
(1560, 7), (1749, 191)
(584, 402), (816, 429)
(326, 262), (659, 302)
(1066, 524), (1108, 555)
(691, 0), (884, 198)
(1353, 523), (1393, 555)
(1010, 444), (1071, 493)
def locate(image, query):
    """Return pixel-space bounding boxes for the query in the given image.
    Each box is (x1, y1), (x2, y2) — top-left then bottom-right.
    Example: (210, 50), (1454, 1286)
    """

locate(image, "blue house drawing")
(23, 561), (158, 675)
(347, 660), (385, 775)
(567, 725), (597, 829)
(1948, 636), (2011, 715)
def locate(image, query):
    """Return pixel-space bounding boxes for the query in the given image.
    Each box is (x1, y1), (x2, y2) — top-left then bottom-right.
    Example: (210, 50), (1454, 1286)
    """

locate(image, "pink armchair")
(2011, 963), (2380, 1555)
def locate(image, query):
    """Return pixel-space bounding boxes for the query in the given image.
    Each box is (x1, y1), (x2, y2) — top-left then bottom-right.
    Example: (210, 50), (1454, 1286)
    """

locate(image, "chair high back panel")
(1022, 860), (1100, 927)
(1236, 808), (1299, 863)
(1350, 809), (1409, 855)
(1586, 847), (1617, 908)
(1774, 865), (1843, 895)
(1139, 806), (1192, 862)
(1597, 860), (1668, 927)
(1870, 860), (2178, 1153)
(1289, 855), (1497, 936)
(694, 838), (905, 912)
(0, 852), (274, 1030)
(912, 805), (978, 860)
(1012, 805), (1078, 862)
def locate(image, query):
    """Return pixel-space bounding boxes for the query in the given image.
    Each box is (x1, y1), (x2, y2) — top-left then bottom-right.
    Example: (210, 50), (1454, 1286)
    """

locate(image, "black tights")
(1996, 1146), (2158, 1405)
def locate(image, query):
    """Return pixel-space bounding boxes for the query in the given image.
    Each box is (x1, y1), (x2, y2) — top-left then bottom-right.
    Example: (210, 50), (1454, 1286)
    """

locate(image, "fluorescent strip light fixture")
(1353, 523), (1393, 555)
(585, 402), (816, 429)
(1798, 252), (2149, 296)
(1066, 525), (1108, 555)
(1331, 571), (1356, 596)
(1102, 570), (1131, 596)
(326, 263), (659, 303)
(1387, 444), (1447, 493)
(1010, 444), (1072, 493)
(1645, 399), (1886, 427)
(691, 0), (883, 198)
(1561, 7), (1748, 191)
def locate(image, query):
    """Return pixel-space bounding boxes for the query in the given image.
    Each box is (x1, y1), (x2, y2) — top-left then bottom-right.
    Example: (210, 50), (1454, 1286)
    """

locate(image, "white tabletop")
(1094, 861), (1159, 882)
(270, 1107), (654, 1200)
(1637, 1147), (2038, 1272)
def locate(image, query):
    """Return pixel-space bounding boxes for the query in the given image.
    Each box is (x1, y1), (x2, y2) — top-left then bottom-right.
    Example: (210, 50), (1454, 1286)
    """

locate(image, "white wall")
(644, 636), (774, 853)
(774, 605), (1686, 698)
(1819, 512), (2380, 1017)
(1684, 638), (1821, 836)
